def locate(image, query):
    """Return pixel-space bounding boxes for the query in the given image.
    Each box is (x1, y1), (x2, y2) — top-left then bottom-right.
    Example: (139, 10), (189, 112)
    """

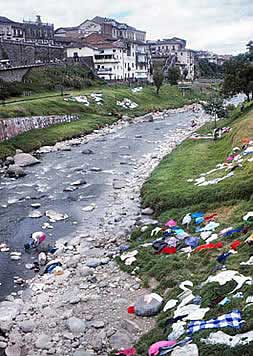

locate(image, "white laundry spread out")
(174, 304), (210, 321)
(202, 270), (252, 294)
(163, 299), (178, 312)
(171, 343), (199, 356)
(240, 256), (253, 266)
(202, 330), (253, 347)
(167, 321), (186, 340)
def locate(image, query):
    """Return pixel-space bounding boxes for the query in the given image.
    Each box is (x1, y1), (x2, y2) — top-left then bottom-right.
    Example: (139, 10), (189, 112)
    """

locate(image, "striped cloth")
(187, 309), (243, 334)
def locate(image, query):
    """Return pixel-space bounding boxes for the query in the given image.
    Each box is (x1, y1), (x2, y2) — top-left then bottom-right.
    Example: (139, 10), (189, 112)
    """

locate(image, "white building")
(67, 36), (150, 81)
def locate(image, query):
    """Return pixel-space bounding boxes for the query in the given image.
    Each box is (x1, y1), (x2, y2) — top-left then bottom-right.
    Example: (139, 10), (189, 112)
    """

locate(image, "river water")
(0, 94), (245, 301)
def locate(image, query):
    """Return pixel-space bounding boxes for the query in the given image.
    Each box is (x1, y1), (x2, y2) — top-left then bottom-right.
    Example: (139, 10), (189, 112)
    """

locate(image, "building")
(22, 16), (54, 44)
(0, 15), (54, 44)
(147, 38), (195, 80)
(195, 50), (232, 66)
(0, 16), (25, 41)
(55, 16), (146, 42)
(66, 33), (150, 81)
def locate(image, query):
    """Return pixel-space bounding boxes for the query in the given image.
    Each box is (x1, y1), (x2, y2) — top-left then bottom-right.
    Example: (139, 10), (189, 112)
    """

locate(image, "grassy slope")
(0, 85), (203, 160)
(120, 108), (253, 355)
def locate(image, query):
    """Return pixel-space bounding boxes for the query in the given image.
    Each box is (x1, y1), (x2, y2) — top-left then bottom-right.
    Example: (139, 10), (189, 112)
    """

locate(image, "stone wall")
(0, 114), (79, 141)
(0, 67), (30, 82)
(0, 40), (65, 66)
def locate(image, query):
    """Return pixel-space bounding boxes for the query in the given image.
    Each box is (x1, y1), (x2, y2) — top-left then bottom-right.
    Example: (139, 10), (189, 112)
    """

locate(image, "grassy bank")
(119, 108), (253, 355)
(0, 84), (202, 119)
(0, 84), (204, 160)
(0, 113), (117, 159)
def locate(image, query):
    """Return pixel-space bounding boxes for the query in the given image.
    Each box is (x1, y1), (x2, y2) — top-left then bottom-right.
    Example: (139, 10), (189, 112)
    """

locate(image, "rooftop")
(0, 16), (15, 24)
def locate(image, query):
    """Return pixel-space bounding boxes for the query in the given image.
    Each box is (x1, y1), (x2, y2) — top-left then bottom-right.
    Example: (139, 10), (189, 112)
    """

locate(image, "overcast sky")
(1, 0), (252, 54)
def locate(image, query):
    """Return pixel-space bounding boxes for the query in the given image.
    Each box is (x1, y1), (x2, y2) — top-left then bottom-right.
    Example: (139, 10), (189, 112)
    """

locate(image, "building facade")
(0, 15), (54, 44)
(148, 38), (195, 80)
(66, 34), (150, 81)
(55, 16), (146, 43)
(0, 16), (25, 41)
(22, 16), (54, 44)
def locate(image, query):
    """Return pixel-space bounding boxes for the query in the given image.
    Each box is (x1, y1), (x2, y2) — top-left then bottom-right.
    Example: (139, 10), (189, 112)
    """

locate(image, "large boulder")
(6, 165), (26, 178)
(14, 153), (40, 167)
(0, 300), (23, 331)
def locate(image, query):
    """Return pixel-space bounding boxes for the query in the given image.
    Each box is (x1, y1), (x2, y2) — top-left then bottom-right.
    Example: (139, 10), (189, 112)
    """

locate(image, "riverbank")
(120, 106), (253, 355)
(0, 84), (204, 160)
(0, 105), (208, 356)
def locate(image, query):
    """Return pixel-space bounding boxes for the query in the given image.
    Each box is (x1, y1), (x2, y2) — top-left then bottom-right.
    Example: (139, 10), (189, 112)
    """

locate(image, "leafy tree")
(197, 59), (224, 79)
(167, 67), (181, 85)
(203, 95), (226, 129)
(223, 58), (253, 101)
(153, 65), (164, 95)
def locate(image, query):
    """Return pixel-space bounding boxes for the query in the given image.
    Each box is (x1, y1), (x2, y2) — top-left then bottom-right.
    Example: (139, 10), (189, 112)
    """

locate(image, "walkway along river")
(0, 106), (209, 355)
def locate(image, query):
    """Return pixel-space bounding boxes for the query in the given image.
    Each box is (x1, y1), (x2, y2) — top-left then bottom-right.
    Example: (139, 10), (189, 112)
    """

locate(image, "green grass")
(0, 84), (204, 160)
(0, 113), (117, 158)
(141, 107), (253, 214)
(0, 84), (203, 119)
(117, 107), (253, 356)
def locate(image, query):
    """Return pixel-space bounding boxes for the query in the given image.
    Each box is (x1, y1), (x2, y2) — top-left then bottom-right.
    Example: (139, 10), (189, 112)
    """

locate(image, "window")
(172, 45), (175, 50)
(132, 63), (134, 68)
(113, 49), (116, 52)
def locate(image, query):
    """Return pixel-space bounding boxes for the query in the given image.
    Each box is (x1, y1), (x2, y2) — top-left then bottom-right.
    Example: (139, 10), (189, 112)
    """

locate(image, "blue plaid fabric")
(187, 309), (243, 334)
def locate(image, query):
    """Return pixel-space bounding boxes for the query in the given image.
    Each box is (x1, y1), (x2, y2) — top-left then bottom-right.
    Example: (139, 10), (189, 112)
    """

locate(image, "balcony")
(96, 68), (113, 74)
(94, 56), (120, 64)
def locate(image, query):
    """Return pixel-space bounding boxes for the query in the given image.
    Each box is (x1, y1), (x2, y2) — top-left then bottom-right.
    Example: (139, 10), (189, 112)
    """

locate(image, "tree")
(153, 65), (164, 95)
(203, 95), (225, 129)
(223, 58), (253, 101)
(167, 67), (181, 85)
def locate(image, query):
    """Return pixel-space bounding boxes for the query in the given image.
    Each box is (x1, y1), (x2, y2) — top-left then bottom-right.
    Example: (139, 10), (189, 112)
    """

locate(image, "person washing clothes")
(24, 231), (46, 250)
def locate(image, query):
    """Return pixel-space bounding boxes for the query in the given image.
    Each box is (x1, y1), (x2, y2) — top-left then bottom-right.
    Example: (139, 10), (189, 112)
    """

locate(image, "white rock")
(14, 153), (40, 167)
(66, 317), (86, 334)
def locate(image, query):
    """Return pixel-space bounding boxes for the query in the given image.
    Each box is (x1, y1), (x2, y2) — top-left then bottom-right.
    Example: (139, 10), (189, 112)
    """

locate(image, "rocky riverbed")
(0, 105), (209, 356)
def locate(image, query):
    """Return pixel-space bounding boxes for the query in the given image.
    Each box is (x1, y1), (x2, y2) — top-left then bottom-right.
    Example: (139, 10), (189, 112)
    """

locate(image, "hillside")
(119, 107), (253, 355)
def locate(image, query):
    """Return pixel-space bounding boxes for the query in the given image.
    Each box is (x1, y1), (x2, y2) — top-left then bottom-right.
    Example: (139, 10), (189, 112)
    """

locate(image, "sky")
(1, 0), (252, 54)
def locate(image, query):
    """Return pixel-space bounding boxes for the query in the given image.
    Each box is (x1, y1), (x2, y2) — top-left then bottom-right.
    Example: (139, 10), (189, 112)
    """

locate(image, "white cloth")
(202, 330), (253, 347)
(171, 344), (199, 356)
(203, 270), (252, 294)
(174, 304), (210, 320)
(163, 299), (178, 312)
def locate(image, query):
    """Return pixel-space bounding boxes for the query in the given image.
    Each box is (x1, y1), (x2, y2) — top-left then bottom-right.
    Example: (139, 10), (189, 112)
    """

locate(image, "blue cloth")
(192, 212), (204, 218)
(185, 236), (200, 248)
(219, 297), (231, 306)
(217, 252), (232, 263)
(195, 217), (204, 225)
(223, 228), (242, 237)
(187, 309), (243, 334)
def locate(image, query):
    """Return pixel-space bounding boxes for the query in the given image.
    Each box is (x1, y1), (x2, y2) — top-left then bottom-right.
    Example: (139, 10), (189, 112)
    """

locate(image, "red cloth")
(115, 348), (137, 356)
(195, 242), (223, 252)
(127, 306), (135, 314)
(230, 240), (241, 250)
(204, 213), (218, 222)
(159, 247), (177, 254)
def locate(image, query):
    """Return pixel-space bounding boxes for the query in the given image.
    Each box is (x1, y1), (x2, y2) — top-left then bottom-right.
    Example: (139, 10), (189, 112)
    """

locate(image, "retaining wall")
(0, 40), (64, 66)
(0, 114), (79, 141)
